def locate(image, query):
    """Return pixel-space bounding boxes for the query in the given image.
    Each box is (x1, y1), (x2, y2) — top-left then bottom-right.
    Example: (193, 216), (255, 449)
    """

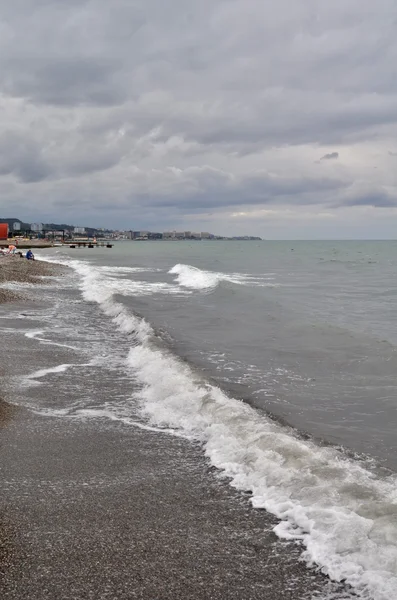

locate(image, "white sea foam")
(69, 408), (183, 435)
(40, 256), (189, 297)
(126, 344), (397, 600)
(31, 407), (73, 417)
(169, 263), (278, 290)
(25, 329), (80, 350)
(25, 363), (75, 382)
(0, 281), (36, 290)
(21, 362), (95, 387)
(37, 254), (397, 600)
(32, 405), (183, 436)
(25, 329), (45, 338)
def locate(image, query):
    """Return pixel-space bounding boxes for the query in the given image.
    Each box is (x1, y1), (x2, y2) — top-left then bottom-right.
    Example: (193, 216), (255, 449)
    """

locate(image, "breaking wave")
(169, 263), (277, 290)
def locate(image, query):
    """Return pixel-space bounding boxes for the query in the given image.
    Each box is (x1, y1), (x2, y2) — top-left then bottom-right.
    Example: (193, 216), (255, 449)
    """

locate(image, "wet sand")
(0, 269), (346, 600)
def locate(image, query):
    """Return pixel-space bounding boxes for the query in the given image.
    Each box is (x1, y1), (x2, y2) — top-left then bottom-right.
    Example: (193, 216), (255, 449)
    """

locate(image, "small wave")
(29, 363), (76, 378)
(169, 263), (278, 290)
(169, 264), (221, 289)
(40, 256), (190, 298)
(59, 407), (184, 436)
(24, 363), (75, 385)
(25, 329), (80, 351)
(21, 362), (94, 387)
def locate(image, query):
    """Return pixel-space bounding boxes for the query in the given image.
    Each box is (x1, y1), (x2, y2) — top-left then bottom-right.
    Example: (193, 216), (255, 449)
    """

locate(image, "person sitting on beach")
(26, 249), (35, 260)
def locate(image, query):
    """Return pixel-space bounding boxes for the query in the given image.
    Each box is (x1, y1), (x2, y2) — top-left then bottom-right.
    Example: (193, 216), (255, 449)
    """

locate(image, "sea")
(1, 239), (397, 600)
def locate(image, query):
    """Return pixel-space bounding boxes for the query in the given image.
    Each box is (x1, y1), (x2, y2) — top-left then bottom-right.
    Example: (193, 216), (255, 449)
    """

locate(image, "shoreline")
(0, 261), (345, 600)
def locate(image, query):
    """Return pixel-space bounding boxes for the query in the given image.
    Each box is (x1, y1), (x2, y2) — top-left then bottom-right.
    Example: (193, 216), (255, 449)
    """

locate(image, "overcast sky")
(0, 0), (397, 238)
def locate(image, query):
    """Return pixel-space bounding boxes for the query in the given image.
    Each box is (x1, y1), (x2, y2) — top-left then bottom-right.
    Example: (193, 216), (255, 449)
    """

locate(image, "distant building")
(163, 231), (174, 239)
(46, 230), (63, 237)
(130, 230), (150, 239)
(31, 223), (43, 232)
(191, 232), (201, 239)
(200, 232), (212, 239)
(0, 223), (8, 240)
(13, 222), (21, 231)
(74, 227), (86, 234)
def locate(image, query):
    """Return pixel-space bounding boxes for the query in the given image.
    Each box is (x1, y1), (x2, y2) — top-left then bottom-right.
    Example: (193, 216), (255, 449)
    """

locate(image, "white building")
(74, 227), (86, 234)
(31, 223), (43, 232)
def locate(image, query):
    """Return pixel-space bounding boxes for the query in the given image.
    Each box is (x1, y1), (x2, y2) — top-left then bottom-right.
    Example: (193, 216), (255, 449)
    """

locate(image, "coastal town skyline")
(0, 217), (261, 241)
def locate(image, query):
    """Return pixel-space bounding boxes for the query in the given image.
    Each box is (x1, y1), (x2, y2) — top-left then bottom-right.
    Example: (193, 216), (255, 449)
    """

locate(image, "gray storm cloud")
(0, 0), (396, 236)
(321, 152), (339, 160)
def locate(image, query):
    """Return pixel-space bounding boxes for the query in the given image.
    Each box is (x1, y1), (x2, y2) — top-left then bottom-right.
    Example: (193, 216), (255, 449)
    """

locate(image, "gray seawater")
(44, 239), (397, 469)
(5, 239), (397, 600)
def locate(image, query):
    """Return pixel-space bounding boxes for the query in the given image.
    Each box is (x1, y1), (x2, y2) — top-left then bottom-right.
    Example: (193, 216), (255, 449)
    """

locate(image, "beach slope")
(0, 261), (339, 600)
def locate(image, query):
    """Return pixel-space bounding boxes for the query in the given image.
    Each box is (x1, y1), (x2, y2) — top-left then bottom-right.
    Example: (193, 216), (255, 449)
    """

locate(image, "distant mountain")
(43, 222), (76, 231)
(0, 218), (30, 230)
(0, 218), (100, 234)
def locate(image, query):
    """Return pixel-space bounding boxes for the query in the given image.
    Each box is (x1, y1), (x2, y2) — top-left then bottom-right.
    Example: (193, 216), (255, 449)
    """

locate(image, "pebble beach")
(0, 257), (63, 303)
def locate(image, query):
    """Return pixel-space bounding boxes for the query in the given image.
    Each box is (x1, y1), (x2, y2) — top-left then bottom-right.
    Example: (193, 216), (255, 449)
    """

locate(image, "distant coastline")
(0, 218), (262, 242)
(126, 235), (263, 241)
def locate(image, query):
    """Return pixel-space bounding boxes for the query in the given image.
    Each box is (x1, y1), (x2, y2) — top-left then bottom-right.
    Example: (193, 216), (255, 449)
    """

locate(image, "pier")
(68, 241), (113, 248)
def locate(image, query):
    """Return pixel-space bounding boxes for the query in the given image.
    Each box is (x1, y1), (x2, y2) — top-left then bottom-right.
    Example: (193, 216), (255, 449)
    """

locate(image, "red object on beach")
(0, 223), (8, 240)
